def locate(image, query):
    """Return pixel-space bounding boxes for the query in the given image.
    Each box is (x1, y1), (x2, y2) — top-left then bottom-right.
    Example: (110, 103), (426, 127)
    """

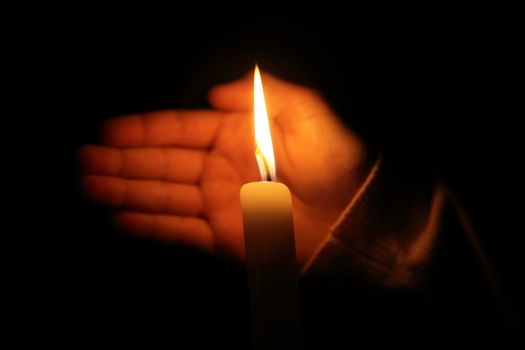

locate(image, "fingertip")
(80, 175), (103, 203)
(207, 85), (225, 108)
(113, 212), (151, 236)
(78, 145), (120, 176)
(100, 115), (144, 146)
(207, 78), (252, 110)
(80, 175), (123, 206)
(99, 118), (116, 145)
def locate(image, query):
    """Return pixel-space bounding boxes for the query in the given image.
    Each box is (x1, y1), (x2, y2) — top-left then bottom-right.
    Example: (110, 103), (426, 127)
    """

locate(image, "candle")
(240, 66), (303, 349)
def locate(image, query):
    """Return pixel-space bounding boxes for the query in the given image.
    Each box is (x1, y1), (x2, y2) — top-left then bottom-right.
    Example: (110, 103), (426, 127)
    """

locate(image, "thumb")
(208, 70), (306, 112)
(208, 72), (252, 111)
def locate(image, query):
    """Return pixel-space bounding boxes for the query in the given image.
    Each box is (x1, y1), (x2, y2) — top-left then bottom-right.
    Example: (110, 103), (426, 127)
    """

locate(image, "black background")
(19, 4), (522, 347)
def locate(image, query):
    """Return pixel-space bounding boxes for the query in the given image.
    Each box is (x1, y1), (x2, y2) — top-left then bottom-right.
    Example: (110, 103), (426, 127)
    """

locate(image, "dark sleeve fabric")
(301, 156), (436, 286)
(299, 157), (516, 348)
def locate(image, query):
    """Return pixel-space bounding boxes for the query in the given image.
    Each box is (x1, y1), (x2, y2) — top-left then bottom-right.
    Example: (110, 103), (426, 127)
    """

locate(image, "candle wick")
(255, 146), (274, 182)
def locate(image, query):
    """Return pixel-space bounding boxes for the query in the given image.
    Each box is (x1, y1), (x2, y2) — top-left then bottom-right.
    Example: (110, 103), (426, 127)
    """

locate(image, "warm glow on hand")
(79, 69), (369, 266)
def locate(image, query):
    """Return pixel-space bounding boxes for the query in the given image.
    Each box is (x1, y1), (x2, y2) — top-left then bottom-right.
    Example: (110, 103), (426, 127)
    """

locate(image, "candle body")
(240, 181), (302, 350)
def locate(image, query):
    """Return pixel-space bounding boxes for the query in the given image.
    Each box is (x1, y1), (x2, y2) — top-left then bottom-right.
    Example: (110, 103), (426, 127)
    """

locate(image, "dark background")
(21, 4), (522, 347)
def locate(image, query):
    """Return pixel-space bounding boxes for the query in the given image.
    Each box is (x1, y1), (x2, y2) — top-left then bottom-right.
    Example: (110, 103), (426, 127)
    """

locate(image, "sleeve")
(299, 156), (515, 346)
(302, 157), (506, 294)
(301, 156), (442, 287)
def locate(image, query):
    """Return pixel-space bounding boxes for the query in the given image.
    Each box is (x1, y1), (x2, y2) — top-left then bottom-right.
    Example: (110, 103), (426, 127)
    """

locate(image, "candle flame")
(254, 65), (276, 181)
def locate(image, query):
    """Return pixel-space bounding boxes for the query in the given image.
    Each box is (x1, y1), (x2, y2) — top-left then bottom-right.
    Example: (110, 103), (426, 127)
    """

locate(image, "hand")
(79, 71), (370, 266)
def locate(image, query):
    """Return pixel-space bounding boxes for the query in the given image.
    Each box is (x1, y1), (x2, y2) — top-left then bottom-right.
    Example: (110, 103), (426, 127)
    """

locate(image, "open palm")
(80, 72), (369, 266)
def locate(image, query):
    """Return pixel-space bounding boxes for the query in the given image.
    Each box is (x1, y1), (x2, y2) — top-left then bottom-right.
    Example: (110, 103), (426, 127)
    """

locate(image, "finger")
(79, 145), (205, 183)
(114, 212), (214, 253)
(208, 75), (252, 110)
(208, 70), (307, 112)
(82, 175), (203, 216)
(102, 110), (224, 148)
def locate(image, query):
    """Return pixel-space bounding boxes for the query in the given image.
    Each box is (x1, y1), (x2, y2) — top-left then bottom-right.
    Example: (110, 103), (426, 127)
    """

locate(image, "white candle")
(240, 66), (302, 349)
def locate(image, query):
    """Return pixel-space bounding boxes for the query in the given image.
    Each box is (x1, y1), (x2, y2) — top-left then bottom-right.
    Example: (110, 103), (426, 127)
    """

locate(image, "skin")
(79, 71), (370, 267)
